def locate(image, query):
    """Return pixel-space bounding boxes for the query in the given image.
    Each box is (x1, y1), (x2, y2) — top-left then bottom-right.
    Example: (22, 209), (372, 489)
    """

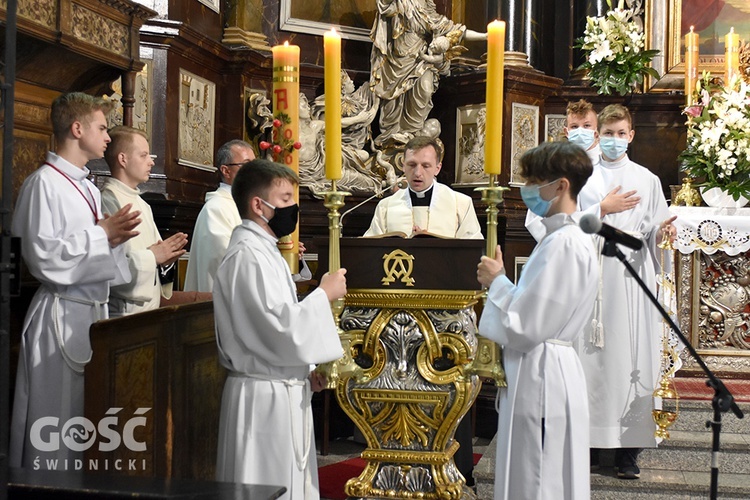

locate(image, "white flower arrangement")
(575, 0), (660, 95)
(679, 74), (750, 199)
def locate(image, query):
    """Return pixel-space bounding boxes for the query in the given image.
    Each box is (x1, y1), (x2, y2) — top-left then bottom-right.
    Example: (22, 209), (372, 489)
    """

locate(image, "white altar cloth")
(670, 206), (750, 256)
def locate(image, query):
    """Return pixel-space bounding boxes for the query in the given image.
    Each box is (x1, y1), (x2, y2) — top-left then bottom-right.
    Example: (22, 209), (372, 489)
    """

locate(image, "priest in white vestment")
(10, 93), (140, 469)
(479, 141), (598, 500)
(363, 135), (481, 238)
(101, 126), (188, 316)
(183, 140), (255, 293)
(362, 135), (481, 487)
(575, 104), (675, 478)
(214, 159), (346, 499)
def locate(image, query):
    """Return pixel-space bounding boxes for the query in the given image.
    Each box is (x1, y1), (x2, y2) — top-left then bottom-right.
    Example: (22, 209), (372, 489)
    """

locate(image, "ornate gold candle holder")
(467, 174), (509, 387)
(316, 180), (364, 389)
(653, 231), (679, 439)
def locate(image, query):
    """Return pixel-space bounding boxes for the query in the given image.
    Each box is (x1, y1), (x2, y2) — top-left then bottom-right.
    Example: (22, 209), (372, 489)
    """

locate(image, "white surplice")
(213, 220), (343, 499)
(576, 155), (671, 449)
(101, 177), (173, 316)
(184, 184), (240, 292)
(479, 214), (598, 500)
(363, 181), (482, 238)
(10, 153), (130, 469)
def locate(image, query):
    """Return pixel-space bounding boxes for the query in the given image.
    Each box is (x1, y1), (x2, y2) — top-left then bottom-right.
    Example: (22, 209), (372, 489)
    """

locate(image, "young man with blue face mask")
(478, 141), (599, 500)
(576, 103), (677, 479)
(525, 100), (641, 241)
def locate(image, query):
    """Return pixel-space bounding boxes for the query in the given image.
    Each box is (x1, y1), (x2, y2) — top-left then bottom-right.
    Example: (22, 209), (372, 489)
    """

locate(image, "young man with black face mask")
(213, 159), (348, 499)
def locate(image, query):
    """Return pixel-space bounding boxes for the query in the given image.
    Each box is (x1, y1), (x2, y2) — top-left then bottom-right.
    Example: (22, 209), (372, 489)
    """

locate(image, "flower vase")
(700, 187), (750, 208)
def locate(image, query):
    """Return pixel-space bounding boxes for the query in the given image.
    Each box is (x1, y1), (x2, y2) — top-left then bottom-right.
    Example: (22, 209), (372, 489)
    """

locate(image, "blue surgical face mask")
(600, 136), (629, 160)
(567, 128), (596, 150)
(520, 179), (560, 217)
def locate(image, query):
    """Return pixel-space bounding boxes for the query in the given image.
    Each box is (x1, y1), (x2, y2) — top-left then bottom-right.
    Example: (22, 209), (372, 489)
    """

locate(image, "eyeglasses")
(224, 162), (246, 167)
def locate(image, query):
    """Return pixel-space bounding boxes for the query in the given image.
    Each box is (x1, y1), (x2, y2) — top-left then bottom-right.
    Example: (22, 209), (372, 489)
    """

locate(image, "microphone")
(339, 178), (407, 228)
(579, 213), (643, 250)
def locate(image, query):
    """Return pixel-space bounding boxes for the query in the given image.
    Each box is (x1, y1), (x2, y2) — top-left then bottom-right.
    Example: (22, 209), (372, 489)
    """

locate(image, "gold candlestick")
(467, 174), (509, 387)
(653, 230), (679, 439)
(316, 180), (364, 389)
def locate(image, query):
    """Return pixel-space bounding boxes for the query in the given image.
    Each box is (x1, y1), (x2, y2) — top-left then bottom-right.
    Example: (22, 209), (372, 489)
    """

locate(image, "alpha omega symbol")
(381, 249), (415, 286)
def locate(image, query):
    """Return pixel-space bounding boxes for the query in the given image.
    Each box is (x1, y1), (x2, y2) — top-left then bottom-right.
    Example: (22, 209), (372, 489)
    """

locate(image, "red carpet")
(673, 376), (750, 402)
(318, 454), (481, 500)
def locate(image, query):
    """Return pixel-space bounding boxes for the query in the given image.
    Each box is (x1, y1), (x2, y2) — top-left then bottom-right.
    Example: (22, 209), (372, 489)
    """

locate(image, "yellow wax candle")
(485, 20), (505, 176)
(684, 26), (699, 106)
(324, 29), (342, 181)
(725, 27), (740, 86)
(271, 42), (300, 170)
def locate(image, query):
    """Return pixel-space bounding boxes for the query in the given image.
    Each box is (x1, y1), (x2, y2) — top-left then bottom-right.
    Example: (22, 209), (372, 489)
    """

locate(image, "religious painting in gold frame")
(645, 0), (750, 91)
(509, 103), (539, 187)
(279, 0), (377, 42)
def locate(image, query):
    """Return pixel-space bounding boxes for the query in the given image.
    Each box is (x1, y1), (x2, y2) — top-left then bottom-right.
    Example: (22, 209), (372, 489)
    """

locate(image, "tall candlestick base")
(673, 177), (702, 207)
(467, 175), (509, 387)
(315, 182), (364, 389)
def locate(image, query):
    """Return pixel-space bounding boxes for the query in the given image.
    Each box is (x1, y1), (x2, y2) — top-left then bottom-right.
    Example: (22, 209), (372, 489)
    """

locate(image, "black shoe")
(590, 448), (600, 471)
(615, 448), (641, 479)
(617, 464), (641, 479)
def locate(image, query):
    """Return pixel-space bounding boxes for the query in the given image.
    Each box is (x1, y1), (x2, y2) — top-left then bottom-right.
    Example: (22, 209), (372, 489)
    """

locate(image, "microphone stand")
(601, 239), (744, 500)
(339, 178), (405, 232)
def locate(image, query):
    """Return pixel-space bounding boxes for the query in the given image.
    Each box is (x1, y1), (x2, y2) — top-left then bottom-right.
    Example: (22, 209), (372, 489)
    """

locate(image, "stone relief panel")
(178, 69), (215, 172)
(509, 102), (538, 186)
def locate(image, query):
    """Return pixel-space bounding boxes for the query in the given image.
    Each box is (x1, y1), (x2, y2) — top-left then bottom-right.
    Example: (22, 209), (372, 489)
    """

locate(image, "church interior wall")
(4, 1), (693, 471)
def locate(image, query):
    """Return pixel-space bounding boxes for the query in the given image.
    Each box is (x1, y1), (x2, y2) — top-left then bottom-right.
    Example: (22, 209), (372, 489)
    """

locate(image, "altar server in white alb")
(101, 126), (188, 316)
(214, 159), (347, 499)
(576, 104), (676, 479)
(363, 135), (482, 238)
(478, 141), (598, 500)
(525, 99), (641, 241)
(10, 92), (141, 469)
(183, 139), (255, 293)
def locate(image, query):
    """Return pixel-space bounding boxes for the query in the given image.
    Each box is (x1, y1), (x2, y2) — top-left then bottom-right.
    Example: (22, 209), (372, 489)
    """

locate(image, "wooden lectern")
(318, 237), (485, 500)
(85, 301), (224, 480)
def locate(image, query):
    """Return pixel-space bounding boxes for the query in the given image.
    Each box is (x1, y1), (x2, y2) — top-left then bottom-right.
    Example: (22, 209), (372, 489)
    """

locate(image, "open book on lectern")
(361, 231), (450, 239)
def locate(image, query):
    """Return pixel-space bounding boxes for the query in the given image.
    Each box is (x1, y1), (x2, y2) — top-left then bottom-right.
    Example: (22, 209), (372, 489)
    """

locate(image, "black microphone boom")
(579, 213), (643, 250)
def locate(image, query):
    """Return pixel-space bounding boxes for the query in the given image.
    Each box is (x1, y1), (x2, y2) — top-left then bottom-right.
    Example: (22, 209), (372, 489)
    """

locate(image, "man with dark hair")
(184, 139), (255, 292)
(478, 141), (598, 499)
(214, 159), (347, 499)
(363, 134), (481, 489)
(10, 92), (141, 469)
(101, 126), (188, 316)
(364, 135), (481, 238)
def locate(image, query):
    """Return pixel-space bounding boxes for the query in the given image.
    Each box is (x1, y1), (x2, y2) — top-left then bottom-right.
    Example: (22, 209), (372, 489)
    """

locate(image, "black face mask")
(260, 199), (299, 238)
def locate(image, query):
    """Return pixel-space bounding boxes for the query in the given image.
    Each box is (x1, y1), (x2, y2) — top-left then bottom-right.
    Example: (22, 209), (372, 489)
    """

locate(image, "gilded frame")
(279, 0), (377, 42)
(646, 0), (749, 91)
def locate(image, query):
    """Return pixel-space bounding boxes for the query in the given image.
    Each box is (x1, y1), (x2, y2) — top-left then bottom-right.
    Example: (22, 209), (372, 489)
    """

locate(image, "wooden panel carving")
(8, 0), (58, 28)
(12, 133), (49, 204)
(71, 3), (129, 56)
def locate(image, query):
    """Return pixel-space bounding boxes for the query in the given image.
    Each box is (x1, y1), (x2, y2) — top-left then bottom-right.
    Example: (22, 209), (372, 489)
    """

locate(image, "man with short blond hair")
(101, 126), (188, 316)
(10, 92), (140, 469)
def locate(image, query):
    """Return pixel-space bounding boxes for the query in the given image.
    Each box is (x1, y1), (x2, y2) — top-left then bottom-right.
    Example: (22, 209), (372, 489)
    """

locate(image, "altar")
(671, 206), (750, 376)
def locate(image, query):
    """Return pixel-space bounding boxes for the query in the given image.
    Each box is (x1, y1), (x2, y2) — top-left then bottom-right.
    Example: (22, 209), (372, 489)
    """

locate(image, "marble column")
(489, 0), (543, 69)
(222, 0), (270, 50)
